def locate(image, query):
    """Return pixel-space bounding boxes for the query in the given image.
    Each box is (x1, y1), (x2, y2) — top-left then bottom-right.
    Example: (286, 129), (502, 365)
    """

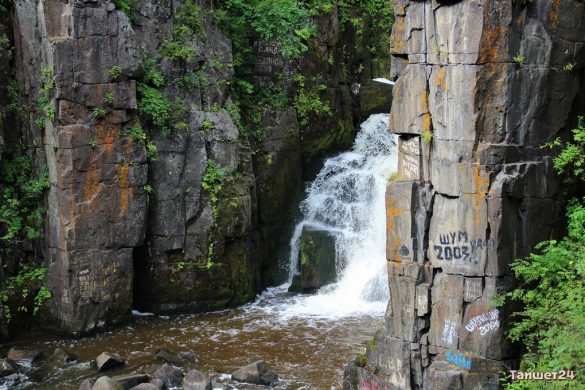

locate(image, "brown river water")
(2, 287), (385, 390)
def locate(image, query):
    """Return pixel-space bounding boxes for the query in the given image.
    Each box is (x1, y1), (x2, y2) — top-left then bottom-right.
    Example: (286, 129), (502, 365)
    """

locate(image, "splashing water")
(278, 113), (398, 318)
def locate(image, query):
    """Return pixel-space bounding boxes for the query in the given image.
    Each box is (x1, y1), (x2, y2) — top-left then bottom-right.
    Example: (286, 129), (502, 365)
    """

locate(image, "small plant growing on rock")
(126, 126), (147, 142)
(91, 107), (107, 119)
(513, 54), (525, 65)
(564, 62), (577, 72)
(143, 184), (152, 193)
(422, 130), (433, 144)
(89, 138), (98, 149)
(202, 119), (215, 132)
(103, 91), (114, 105)
(109, 65), (122, 80)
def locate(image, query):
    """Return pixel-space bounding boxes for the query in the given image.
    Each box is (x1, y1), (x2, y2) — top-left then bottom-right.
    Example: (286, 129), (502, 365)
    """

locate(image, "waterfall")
(283, 113), (398, 316)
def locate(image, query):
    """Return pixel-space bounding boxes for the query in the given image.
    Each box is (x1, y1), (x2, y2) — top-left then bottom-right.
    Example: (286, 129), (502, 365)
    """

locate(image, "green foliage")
(216, 0), (314, 60)
(143, 59), (166, 88)
(126, 126), (147, 142)
(143, 184), (153, 193)
(202, 119), (215, 132)
(36, 67), (55, 126)
(104, 91), (114, 105)
(0, 0), (13, 13)
(500, 117), (585, 389)
(202, 159), (225, 219)
(258, 86), (288, 108)
(544, 117), (585, 184)
(1, 265), (51, 323)
(146, 141), (158, 161)
(89, 138), (98, 148)
(91, 107), (107, 119)
(293, 75), (332, 126)
(0, 155), (50, 244)
(137, 83), (171, 130)
(564, 63), (577, 72)
(161, 0), (204, 61)
(113, 0), (134, 19)
(514, 54), (525, 65)
(109, 65), (122, 80)
(422, 130), (433, 144)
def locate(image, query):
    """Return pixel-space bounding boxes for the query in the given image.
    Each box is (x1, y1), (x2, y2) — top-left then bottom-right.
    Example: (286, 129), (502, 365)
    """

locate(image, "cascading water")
(281, 113), (398, 318)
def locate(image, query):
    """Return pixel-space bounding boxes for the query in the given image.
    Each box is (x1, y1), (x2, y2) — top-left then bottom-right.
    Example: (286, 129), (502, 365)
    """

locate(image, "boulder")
(6, 348), (42, 365)
(52, 347), (77, 363)
(79, 378), (95, 390)
(92, 376), (123, 390)
(231, 361), (278, 386)
(153, 364), (183, 388)
(183, 369), (211, 390)
(129, 384), (159, 390)
(0, 359), (16, 377)
(112, 373), (149, 389)
(155, 348), (197, 366)
(298, 226), (337, 292)
(96, 352), (125, 372)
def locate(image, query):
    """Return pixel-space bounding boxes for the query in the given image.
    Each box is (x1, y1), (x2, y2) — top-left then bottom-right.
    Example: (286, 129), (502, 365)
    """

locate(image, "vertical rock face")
(346, 0), (585, 389)
(12, 0), (147, 334)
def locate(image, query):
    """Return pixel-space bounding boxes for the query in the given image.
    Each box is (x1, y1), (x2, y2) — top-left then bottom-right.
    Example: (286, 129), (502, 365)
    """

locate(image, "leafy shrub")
(137, 83), (171, 129)
(109, 65), (122, 80)
(500, 117), (585, 389)
(202, 159), (225, 219)
(1, 266), (51, 323)
(0, 155), (50, 244)
(161, 0), (204, 61)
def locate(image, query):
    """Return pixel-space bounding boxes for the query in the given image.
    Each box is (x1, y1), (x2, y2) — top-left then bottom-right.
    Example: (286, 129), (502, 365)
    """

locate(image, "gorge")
(0, 0), (584, 389)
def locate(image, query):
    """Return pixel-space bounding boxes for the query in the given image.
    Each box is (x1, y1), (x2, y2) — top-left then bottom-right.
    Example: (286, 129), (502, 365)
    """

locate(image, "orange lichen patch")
(392, 238), (402, 263)
(479, 27), (507, 64)
(83, 166), (102, 203)
(386, 195), (403, 262)
(422, 113), (432, 132)
(389, 111), (395, 131)
(390, 17), (406, 54)
(472, 164), (490, 226)
(421, 89), (429, 111)
(435, 67), (448, 91)
(549, 0), (560, 31)
(118, 164), (129, 216)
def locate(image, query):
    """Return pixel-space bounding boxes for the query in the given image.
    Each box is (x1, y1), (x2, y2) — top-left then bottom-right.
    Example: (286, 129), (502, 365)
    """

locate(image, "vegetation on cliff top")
(499, 117), (585, 389)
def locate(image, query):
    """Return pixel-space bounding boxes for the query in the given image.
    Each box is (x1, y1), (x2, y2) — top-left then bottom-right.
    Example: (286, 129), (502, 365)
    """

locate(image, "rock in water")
(183, 369), (211, 390)
(299, 226), (337, 292)
(0, 359), (16, 377)
(6, 348), (42, 365)
(153, 364), (183, 388)
(155, 348), (197, 366)
(79, 378), (95, 390)
(96, 352), (125, 372)
(129, 384), (159, 390)
(112, 373), (149, 389)
(231, 361), (278, 386)
(92, 376), (123, 390)
(52, 347), (77, 363)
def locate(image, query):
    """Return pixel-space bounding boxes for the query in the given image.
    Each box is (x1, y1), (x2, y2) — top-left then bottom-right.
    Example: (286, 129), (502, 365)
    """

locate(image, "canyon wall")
(345, 0), (585, 389)
(0, 0), (391, 336)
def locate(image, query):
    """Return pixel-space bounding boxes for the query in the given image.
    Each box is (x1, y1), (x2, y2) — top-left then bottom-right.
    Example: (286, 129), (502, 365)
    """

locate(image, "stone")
(155, 349), (197, 366)
(6, 348), (42, 365)
(112, 374), (149, 389)
(129, 384), (159, 390)
(183, 369), (211, 390)
(153, 364), (183, 388)
(79, 378), (95, 390)
(0, 359), (16, 377)
(96, 352), (125, 372)
(231, 361), (278, 386)
(298, 226), (337, 292)
(92, 376), (123, 390)
(52, 347), (77, 363)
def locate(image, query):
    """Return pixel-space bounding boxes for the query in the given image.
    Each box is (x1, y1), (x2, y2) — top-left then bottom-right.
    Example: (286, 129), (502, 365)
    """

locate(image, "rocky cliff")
(0, 0), (392, 337)
(345, 0), (585, 389)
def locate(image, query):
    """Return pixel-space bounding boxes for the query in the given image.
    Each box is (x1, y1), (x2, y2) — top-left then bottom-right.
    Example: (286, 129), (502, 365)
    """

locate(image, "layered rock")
(346, 0), (585, 389)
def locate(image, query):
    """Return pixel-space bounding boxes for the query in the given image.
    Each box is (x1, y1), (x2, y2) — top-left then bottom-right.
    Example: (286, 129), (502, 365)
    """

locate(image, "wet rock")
(80, 378), (96, 390)
(0, 359), (16, 377)
(52, 347), (77, 363)
(112, 373), (149, 389)
(0, 372), (21, 386)
(129, 384), (159, 390)
(231, 361), (278, 386)
(6, 348), (42, 365)
(297, 226), (337, 292)
(153, 364), (183, 388)
(183, 369), (211, 390)
(96, 352), (125, 372)
(148, 378), (164, 389)
(92, 376), (123, 390)
(155, 348), (197, 366)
